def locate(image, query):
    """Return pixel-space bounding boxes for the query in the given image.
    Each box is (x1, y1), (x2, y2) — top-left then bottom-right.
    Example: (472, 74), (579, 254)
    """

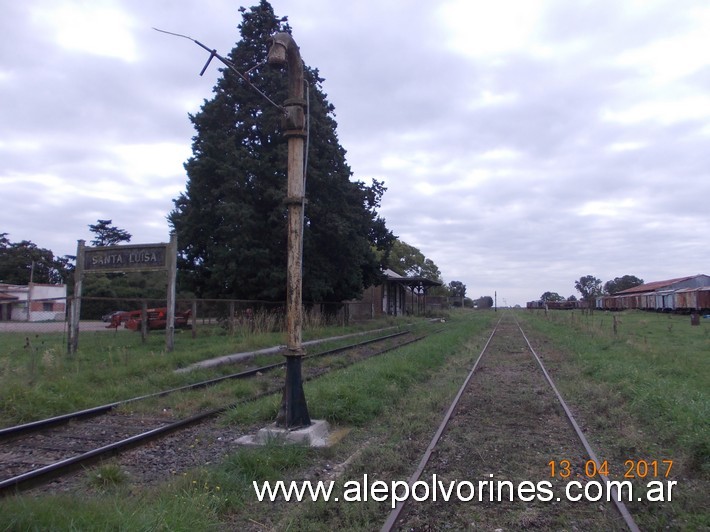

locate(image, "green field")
(0, 309), (707, 530)
(517, 309), (709, 530)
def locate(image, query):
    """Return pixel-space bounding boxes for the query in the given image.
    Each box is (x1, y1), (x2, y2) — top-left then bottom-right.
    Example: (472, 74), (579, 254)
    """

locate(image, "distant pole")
(69, 240), (85, 354)
(165, 232), (177, 352)
(27, 261), (35, 321)
(268, 32), (311, 428)
(141, 301), (148, 343)
(494, 291), (497, 312)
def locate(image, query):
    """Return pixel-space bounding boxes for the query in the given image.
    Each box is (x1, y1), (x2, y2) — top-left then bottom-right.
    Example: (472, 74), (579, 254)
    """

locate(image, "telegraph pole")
(268, 32), (311, 428)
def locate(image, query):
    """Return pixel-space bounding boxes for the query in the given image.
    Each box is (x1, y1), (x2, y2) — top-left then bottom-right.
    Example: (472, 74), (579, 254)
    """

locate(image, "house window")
(43, 302), (54, 312)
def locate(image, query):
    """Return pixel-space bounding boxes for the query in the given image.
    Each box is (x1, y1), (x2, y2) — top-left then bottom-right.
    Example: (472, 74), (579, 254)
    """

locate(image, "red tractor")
(107, 307), (191, 330)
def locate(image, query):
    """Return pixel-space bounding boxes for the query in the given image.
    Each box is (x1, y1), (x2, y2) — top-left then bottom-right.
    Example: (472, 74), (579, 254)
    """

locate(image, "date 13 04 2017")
(548, 459), (673, 479)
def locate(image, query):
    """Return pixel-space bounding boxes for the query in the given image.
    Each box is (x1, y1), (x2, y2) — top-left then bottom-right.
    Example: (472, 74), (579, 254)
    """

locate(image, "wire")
(299, 81), (310, 268)
(153, 27), (285, 113)
(304, 81), (310, 188)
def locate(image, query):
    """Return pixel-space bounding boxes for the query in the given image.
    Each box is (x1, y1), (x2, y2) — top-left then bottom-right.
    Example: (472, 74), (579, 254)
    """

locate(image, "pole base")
(237, 419), (330, 447)
(276, 355), (311, 428)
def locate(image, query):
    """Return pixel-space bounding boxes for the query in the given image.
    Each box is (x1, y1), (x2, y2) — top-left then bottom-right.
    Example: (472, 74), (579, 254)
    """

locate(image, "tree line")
(540, 274), (645, 303)
(1, 221), (467, 302)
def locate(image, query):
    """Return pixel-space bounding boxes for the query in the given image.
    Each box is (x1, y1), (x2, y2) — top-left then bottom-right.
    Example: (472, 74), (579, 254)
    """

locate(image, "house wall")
(0, 283), (67, 321)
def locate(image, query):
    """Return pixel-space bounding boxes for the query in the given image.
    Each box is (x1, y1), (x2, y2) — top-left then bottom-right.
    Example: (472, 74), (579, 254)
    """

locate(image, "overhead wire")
(153, 27), (285, 113)
(300, 81), (310, 264)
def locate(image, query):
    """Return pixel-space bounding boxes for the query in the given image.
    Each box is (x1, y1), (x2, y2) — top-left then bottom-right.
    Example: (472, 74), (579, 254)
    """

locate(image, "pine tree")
(88, 219), (132, 247)
(169, 1), (393, 301)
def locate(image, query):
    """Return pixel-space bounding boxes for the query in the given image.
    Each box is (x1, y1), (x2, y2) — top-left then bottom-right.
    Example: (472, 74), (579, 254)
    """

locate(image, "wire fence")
(0, 296), (388, 357)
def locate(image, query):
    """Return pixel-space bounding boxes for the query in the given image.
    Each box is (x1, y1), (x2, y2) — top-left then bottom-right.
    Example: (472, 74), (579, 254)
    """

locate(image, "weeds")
(87, 463), (128, 490)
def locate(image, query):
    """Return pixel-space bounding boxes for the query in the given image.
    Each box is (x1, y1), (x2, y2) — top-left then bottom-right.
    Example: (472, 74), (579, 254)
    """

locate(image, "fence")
(0, 296), (379, 357)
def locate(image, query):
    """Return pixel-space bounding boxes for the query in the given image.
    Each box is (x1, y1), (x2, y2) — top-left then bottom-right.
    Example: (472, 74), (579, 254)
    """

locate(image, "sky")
(1, 0), (708, 306)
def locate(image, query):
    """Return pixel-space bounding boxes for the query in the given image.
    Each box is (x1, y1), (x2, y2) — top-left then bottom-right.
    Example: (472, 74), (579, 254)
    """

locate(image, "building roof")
(383, 269), (442, 289)
(616, 275), (708, 294)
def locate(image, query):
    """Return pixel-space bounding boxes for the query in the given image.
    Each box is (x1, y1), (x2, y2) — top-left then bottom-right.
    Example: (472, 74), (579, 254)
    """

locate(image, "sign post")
(68, 240), (86, 355)
(69, 237), (177, 353)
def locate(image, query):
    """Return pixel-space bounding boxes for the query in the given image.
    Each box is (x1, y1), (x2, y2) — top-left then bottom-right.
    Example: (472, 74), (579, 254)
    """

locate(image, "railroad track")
(0, 328), (430, 496)
(382, 313), (640, 532)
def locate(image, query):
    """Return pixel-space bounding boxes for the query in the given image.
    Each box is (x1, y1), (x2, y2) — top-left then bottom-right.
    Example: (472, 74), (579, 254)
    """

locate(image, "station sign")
(83, 243), (168, 272)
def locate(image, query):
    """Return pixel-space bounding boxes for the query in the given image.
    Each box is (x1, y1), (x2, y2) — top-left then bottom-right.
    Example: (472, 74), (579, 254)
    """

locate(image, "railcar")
(596, 287), (710, 313)
(526, 300), (588, 310)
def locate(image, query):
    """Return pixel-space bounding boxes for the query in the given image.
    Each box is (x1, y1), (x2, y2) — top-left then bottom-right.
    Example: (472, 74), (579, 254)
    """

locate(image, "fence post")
(141, 300), (148, 343)
(191, 299), (197, 338)
(165, 232), (177, 352)
(69, 240), (85, 355)
(66, 298), (73, 354)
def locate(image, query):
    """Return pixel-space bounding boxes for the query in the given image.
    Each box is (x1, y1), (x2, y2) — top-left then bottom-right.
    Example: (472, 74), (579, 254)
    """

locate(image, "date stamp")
(548, 459), (674, 479)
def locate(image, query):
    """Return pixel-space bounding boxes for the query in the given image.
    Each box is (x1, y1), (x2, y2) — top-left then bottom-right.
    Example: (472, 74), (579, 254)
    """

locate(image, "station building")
(346, 269), (444, 320)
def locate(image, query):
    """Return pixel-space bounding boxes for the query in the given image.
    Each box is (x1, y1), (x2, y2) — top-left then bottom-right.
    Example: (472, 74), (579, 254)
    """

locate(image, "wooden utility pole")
(69, 240), (85, 354)
(165, 232), (178, 352)
(268, 32), (311, 428)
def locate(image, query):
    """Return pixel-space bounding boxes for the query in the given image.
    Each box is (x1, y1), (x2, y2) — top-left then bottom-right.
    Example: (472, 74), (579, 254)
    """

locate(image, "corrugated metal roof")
(383, 268), (404, 279)
(383, 269), (442, 287)
(616, 275), (702, 294)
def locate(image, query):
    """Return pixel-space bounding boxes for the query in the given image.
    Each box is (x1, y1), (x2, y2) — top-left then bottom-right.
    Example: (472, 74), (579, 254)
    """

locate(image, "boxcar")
(674, 288), (697, 312)
(697, 287), (710, 312)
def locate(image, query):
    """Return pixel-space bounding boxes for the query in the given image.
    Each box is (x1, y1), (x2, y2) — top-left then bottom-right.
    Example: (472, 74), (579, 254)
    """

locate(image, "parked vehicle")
(104, 311), (130, 328)
(123, 307), (191, 331)
(102, 310), (128, 323)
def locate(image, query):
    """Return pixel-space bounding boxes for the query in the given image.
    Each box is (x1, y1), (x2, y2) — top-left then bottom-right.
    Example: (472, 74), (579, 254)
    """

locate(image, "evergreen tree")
(88, 219), (132, 247)
(169, 1), (393, 301)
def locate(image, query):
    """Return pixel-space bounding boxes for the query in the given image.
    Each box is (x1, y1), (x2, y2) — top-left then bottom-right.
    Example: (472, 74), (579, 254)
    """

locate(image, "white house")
(0, 283), (67, 321)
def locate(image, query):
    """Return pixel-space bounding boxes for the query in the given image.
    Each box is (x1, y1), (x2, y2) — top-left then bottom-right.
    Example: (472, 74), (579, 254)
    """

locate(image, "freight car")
(595, 286), (710, 314)
(526, 300), (588, 310)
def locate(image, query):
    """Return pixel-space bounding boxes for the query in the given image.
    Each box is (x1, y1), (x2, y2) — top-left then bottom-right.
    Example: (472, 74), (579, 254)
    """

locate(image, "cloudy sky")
(2, 0), (708, 306)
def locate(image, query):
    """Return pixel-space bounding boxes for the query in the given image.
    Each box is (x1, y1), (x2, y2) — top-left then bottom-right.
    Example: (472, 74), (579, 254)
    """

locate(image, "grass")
(0, 315), (415, 427)
(516, 308), (709, 530)
(0, 483), (225, 531)
(517, 309), (709, 477)
(87, 463), (129, 490)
